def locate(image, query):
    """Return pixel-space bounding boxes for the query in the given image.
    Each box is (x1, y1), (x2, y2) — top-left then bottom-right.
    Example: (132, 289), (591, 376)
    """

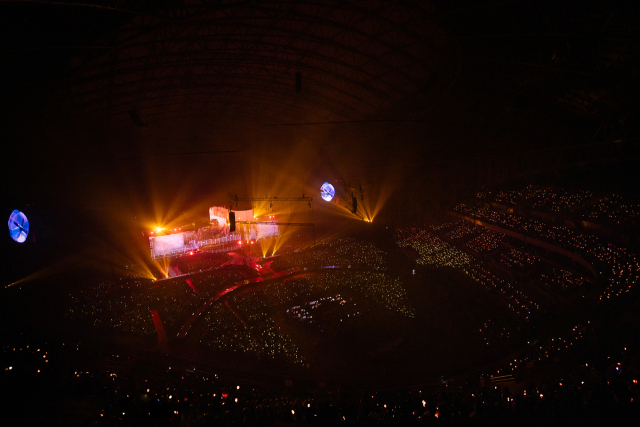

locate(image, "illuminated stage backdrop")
(149, 206), (279, 259)
(209, 206), (229, 227)
(210, 206), (277, 239)
(150, 232), (190, 259)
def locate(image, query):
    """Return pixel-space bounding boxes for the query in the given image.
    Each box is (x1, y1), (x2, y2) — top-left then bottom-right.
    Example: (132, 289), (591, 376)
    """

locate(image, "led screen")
(209, 207), (253, 223)
(209, 206), (229, 226)
(256, 222), (279, 239)
(321, 182), (335, 202)
(8, 210), (29, 243)
(150, 233), (187, 258)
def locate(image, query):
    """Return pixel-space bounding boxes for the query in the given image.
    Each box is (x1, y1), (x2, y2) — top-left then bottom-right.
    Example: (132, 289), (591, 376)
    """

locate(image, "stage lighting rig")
(340, 181), (367, 200)
(323, 180), (369, 220)
(228, 193), (313, 208)
(236, 221), (313, 227)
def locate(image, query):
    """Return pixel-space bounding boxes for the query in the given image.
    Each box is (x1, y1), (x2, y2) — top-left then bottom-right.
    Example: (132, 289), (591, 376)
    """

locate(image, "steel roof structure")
(1, 1), (636, 138)
(1, 0), (639, 208)
(46, 1), (457, 131)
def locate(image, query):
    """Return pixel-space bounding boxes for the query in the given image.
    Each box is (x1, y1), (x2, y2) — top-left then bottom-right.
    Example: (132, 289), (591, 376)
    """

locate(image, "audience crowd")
(475, 185), (640, 227)
(3, 329), (639, 425)
(453, 202), (640, 301)
(6, 182), (640, 425)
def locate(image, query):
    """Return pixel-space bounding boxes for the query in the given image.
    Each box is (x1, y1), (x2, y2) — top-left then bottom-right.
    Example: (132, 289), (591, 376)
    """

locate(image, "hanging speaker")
(352, 196), (357, 214)
(295, 71), (302, 94)
(229, 211), (236, 232)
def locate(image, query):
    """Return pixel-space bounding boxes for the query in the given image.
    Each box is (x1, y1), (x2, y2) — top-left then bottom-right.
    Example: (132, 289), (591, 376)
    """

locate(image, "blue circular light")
(8, 210), (29, 243)
(320, 182), (335, 202)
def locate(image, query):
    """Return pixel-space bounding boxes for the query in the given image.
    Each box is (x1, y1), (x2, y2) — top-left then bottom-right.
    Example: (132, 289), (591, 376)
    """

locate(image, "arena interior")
(2, 1), (640, 425)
